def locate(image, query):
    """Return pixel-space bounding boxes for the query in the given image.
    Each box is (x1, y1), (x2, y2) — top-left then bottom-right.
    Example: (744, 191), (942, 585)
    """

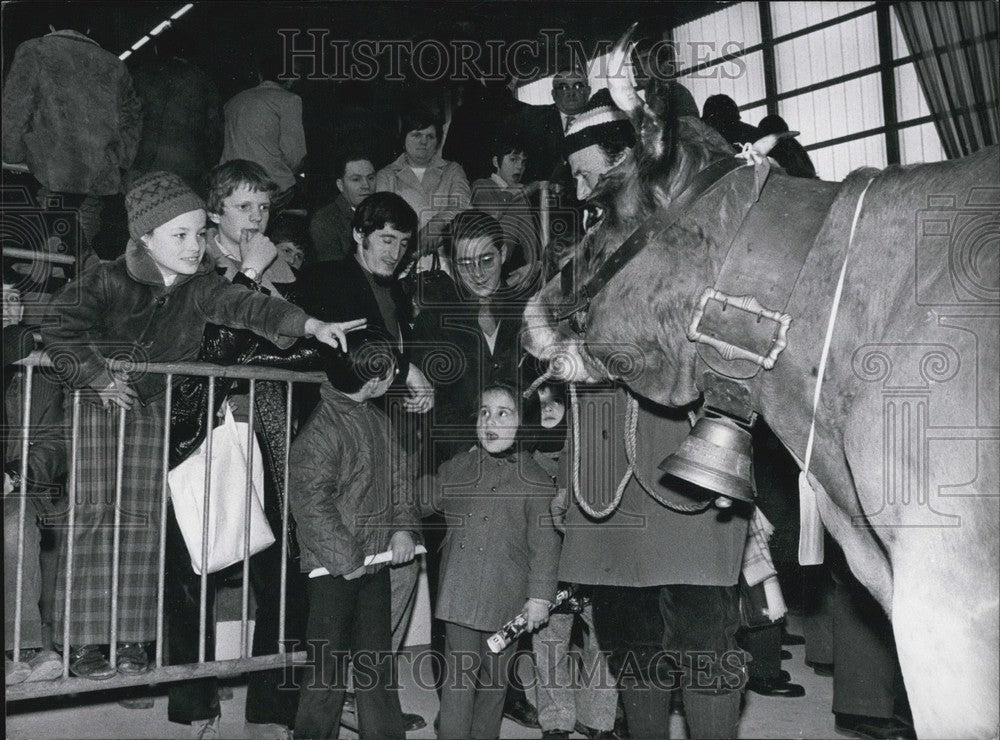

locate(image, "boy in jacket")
(290, 329), (420, 739)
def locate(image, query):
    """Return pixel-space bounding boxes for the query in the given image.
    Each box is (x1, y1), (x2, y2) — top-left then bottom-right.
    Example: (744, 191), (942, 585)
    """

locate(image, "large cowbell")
(659, 373), (757, 504)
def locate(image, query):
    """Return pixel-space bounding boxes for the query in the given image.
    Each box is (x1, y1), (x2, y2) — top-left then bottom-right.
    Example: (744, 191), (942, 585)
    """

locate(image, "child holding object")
(421, 381), (561, 739)
(39, 170), (364, 680)
(289, 328), (420, 740)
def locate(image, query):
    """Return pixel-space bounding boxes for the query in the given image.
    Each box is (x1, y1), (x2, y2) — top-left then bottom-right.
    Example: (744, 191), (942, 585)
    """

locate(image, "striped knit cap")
(125, 171), (205, 242)
(564, 88), (636, 157)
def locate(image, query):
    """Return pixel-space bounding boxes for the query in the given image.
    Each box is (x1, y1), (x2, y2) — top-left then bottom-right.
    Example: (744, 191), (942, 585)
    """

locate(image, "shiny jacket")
(41, 241), (310, 403)
(2, 30), (142, 195)
(289, 382), (421, 577)
(420, 447), (561, 631)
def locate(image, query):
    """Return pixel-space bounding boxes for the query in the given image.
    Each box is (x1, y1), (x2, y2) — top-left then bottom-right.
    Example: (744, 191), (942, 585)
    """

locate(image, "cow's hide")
(522, 64), (1000, 735)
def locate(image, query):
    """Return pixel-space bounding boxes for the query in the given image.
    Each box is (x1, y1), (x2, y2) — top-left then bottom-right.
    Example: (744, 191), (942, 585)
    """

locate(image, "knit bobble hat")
(125, 171), (206, 242)
(564, 88), (636, 157)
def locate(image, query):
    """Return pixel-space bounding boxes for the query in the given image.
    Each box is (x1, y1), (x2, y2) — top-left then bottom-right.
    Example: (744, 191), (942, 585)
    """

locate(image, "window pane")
(895, 62), (932, 121)
(779, 72), (883, 146)
(672, 3), (761, 73)
(770, 1), (875, 38)
(899, 122), (946, 164)
(678, 50), (767, 117)
(810, 133), (887, 180)
(742, 105), (770, 130)
(774, 13), (879, 93)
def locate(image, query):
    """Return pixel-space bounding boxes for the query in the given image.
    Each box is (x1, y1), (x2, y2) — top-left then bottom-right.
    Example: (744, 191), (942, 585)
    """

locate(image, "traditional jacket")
(557, 385), (750, 587)
(420, 447), (561, 631)
(2, 30), (142, 195)
(289, 382), (421, 577)
(41, 241), (310, 403)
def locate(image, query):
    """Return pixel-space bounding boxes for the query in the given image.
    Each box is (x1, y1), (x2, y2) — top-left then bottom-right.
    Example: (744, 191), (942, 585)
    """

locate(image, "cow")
(522, 26), (1000, 739)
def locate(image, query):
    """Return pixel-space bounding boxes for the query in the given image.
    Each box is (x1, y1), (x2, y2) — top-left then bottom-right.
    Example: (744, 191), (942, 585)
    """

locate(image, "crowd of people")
(3, 21), (917, 740)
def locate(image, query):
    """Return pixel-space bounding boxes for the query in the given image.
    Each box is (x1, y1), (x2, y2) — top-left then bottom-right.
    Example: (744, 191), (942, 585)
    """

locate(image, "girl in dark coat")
(421, 382), (561, 739)
(40, 171), (363, 680)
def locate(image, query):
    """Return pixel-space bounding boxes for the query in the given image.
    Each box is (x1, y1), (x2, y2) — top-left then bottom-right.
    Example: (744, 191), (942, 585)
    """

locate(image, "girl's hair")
(207, 159), (277, 215)
(444, 209), (504, 259)
(480, 380), (520, 410)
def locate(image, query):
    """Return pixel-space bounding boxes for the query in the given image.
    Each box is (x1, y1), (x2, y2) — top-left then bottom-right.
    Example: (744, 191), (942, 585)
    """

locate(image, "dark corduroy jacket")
(289, 382), (421, 577)
(41, 242), (310, 403)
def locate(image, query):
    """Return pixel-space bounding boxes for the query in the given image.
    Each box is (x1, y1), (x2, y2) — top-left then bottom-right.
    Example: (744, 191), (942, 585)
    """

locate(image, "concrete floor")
(6, 618), (840, 739)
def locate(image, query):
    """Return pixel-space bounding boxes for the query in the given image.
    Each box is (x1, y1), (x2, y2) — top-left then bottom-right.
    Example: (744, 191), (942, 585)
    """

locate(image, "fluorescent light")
(171, 3), (193, 20)
(149, 20), (171, 36)
(131, 35), (150, 51)
(119, 50), (132, 61)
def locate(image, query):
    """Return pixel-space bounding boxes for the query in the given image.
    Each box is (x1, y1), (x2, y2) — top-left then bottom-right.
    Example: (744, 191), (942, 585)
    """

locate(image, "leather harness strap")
(555, 156), (746, 321)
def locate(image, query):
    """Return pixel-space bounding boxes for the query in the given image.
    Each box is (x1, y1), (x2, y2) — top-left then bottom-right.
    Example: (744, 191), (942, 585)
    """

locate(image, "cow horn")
(608, 23), (645, 118)
(752, 131), (797, 157)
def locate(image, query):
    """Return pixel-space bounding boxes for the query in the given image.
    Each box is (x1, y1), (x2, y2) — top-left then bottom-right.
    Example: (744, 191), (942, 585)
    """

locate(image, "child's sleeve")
(288, 423), (365, 577)
(524, 478), (563, 604)
(198, 276), (310, 350)
(388, 440), (422, 538)
(40, 266), (116, 392)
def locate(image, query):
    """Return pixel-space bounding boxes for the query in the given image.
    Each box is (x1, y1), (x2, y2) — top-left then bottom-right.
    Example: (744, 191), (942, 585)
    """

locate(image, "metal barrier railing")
(6, 354), (326, 701)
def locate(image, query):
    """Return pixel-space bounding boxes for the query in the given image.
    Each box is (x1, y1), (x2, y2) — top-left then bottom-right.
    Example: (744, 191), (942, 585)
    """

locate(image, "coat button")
(602, 430), (609, 440)
(491, 486), (497, 492)
(460, 543), (465, 549)
(483, 515), (489, 521)
(478, 547), (484, 552)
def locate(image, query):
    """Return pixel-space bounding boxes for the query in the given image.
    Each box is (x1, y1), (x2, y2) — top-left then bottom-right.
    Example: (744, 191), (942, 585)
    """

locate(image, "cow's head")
(522, 24), (739, 406)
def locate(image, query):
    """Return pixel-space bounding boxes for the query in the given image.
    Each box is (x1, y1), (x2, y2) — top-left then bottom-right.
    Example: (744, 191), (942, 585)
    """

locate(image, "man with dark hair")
(701, 94), (760, 151)
(309, 151), (376, 262)
(220, 57), (307, 215)
(296, 194), (433, 734)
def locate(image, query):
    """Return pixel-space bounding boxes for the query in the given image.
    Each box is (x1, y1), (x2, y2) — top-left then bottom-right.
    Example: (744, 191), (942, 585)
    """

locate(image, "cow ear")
(607, 24), (665, 160)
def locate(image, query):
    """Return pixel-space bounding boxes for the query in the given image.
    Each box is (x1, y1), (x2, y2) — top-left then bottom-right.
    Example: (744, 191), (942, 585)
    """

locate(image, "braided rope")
(570, 384), (711, 518)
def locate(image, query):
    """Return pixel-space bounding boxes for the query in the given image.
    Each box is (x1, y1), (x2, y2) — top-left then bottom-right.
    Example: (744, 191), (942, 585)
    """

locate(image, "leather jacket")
(169, 273), (322, 551)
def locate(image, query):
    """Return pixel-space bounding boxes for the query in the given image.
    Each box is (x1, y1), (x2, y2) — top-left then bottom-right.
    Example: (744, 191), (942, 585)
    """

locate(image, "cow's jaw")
(522, 292), (607, 384)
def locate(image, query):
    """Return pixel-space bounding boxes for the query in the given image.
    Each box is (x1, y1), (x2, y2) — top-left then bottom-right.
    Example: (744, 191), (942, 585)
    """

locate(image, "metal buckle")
(686, 288), (792, 370)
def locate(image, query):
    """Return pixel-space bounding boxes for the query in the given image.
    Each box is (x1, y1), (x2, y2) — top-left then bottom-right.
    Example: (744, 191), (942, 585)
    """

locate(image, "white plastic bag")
(168, 402), (275, 575)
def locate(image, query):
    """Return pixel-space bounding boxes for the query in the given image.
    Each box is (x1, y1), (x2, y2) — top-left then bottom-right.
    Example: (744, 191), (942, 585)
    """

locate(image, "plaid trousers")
(53, 397), (166, 646)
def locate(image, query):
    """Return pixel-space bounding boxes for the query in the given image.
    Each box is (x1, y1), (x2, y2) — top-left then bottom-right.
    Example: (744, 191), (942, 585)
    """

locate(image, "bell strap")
(798, 175), (876, 566)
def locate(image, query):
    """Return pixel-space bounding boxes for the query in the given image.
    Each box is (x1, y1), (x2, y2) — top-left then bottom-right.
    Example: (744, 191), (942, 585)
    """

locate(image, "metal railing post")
(12, 364), (34, 663)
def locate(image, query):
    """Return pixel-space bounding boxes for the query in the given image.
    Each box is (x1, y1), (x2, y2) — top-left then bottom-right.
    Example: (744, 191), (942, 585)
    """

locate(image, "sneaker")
(26, 649), (63, 682)
(6, 656), (31, 685)
(69, 644), (116, 680)
(116, 642), (150, 675)
(191, 715), (221, 740)
(402, 712), (427, 732)
(245, 722), (292, 739)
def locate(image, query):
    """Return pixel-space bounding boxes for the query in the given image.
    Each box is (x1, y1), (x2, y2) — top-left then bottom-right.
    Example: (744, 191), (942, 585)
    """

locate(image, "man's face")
(552, 72), (590, 116)
(210, 185), (271, 247)
(404, 126), (438, 167)
(354, 224), (411, 278)
(454, 236), (504, 300)
(337, 159), (376, 208)
(495, 151), (526, 185)
(569, 143), (628, 201)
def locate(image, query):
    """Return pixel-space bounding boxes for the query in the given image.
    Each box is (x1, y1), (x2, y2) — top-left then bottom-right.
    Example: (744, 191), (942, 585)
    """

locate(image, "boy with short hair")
(205, 159), (294, 293)
(471, 134), (543, 274)
(289, 328), (420, 740)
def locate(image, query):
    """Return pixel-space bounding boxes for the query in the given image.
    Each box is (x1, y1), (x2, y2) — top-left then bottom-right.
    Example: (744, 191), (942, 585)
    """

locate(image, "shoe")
(834, 713), (916, 740)
(116, 642), (150, 675)
(776, 669), (791, 683)
(402, 712), (426, 732)
(575, 721), (619, 738)
(190, 715), (221, 739)
(781, 630), (806, 646)
(780, 649), (793, 660)
(503, 696), (540, 728)
(22, 649), (62, 682)
(746, 675), (806, 698)
(806, 659), (834, 677)
(6, 656), (31, 685)
(245, 722), (293, 739)
(69, 644), (116, 680)
(542, 731), (570, 739)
